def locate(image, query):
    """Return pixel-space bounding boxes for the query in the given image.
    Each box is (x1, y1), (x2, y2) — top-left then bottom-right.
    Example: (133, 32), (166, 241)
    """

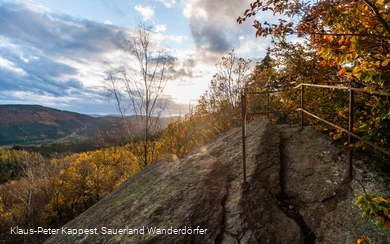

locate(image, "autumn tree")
(159, 110), (208, 161)
(238, 0), (390, 89)
(0, 145), (141, 243)
(238, 0), (390, 152)
(107, 21), (174, 168)
(247, 40), (352, 126)
(245, 52), (289, 122)
(197, 50), (251, 134)
(159, 51), (252, 161)
(42, 146), (138, 227)
(0, 148), (24, 184)
(248, 52), (277, 90)
(0, 151), (49, 244)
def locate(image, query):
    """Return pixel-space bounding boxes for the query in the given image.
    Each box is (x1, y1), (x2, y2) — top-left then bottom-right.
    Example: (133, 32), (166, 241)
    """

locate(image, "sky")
(0, 0), (272, 116)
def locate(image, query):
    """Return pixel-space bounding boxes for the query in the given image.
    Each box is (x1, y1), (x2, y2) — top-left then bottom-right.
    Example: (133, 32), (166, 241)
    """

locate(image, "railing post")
(348, 88), (354, 180)
(301, 84), (304, 129)
(241, 91), (247, 185)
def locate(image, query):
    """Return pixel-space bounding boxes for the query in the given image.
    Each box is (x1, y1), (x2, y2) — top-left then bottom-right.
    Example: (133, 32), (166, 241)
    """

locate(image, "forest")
(1, 0), (390, 243)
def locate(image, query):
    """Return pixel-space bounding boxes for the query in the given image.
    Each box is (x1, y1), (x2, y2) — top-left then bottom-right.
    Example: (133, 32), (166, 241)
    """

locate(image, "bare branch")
(107, 21), (174, 167)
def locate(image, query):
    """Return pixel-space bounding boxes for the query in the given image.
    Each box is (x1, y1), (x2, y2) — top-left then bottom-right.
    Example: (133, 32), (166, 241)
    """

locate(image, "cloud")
(235, 38), (270, 57)
(0, 1), (206, 115)
(181, 0), (257, 54)
(155, 24), (166, 33)
(0, 1), (241, 115)
(156, 0), (176, 8)
(164, 35), (185, 44)
(134, 4), (154, 21)
(104, 20), (112, 25)
(0, 56), (27, 75)
(0, 48), (84, 97)
(0, 2), (131, 58)
(154, 33), (187, 45)
(165, 100), (191, 116)
(0, 1), (137, 113)
(168, 58), (197, 79)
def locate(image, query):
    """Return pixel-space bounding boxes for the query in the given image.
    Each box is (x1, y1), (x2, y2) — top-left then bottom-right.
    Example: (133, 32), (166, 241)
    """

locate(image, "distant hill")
(0, 105), (176, 146)
(0, 104), (117, 146)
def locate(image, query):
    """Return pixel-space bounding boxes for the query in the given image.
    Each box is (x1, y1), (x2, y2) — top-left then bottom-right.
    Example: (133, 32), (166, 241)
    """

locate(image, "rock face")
(45, 117), (390, 244)
(277, 125), (390, 243)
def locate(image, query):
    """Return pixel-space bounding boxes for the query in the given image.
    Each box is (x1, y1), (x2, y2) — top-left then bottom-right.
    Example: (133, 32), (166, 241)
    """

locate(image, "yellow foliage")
(357, 235), (371, 243)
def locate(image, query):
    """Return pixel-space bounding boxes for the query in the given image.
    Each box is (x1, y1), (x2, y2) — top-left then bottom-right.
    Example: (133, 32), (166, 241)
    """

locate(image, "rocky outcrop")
(45, 117), (390, 244)
(277, 124), (390, 243)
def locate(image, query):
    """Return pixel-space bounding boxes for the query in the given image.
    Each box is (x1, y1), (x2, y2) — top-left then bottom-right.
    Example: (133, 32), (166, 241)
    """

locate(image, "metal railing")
(241, 84), (390, 185)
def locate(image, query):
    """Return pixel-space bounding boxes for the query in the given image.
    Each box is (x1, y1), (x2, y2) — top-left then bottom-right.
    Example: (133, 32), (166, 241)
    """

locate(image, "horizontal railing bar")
(247, 110), (297, 116)
(349, 87), (390, 96)
(246, 84), (390, 97)
(300, 109), (390, 156)
(246, 89), (291, 95)
(299, 83), (390, 96)
(300, 108), (346, 131)
(299, 83), (349, 90)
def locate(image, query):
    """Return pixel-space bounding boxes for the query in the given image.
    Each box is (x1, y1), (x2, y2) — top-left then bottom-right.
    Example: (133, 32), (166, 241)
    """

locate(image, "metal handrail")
(241, 84), (390, 185)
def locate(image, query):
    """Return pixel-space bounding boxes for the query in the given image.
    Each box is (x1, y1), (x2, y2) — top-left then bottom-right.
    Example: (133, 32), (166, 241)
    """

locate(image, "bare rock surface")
(45, 118), (390, 244)
(277, 124), (390, 243)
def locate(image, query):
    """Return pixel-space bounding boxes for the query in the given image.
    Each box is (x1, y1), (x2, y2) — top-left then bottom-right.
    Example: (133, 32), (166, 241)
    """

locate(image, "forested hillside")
(0, 105), (121, 146)
(0, 105), (176, 147)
